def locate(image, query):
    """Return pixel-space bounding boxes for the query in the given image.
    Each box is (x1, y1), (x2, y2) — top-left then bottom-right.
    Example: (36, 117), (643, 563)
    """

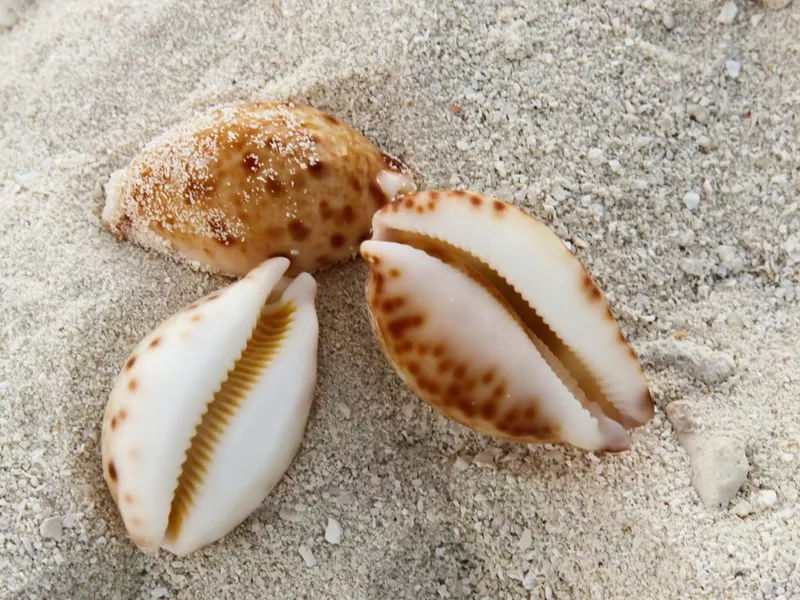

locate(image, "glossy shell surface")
(100, 257), (319, 556)
(360, 190), (653, 452)
(102, 102), (415, 276)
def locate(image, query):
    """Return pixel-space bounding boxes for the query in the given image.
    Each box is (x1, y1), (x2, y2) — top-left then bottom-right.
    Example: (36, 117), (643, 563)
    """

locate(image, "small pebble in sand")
(732, 500), (753, 517)
(717, 1), (738, 24)
(726, 60), (741, 79)
(151, 588), (168, 599)
(666, 402), (750, 508)
(587, 148), (605, 166)
(643, 339), (735, 385)
(662, 10), (675, 30)
(325, 518), (342, 544)
(518, 528), (533, 551)
(473, 451), (495, 468)
(453, 456), (471, 472)
(683, 191), (701, 210)
(688, 105), (711, 124)
(299, 545), (316, 567)
(760, 0), (791, 8)
(40, 516), (63, 541)
(279, 508), (305, 523)
(758, 490), (778, 508)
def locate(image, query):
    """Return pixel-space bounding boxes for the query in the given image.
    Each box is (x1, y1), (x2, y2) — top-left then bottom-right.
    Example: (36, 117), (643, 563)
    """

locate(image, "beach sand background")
(1, 0), (799, 598)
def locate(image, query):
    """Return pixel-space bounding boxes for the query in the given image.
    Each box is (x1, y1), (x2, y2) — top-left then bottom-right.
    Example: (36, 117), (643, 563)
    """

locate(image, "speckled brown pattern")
(102, 102), (415, 277)
(362, 248), (564, 445)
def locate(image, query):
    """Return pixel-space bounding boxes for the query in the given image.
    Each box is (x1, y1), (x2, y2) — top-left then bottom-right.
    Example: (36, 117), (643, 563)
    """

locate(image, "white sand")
(1, 1), (799, 598)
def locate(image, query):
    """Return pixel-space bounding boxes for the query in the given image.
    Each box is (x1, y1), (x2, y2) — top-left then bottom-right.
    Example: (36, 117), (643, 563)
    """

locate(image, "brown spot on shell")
(187, 303), (198, 311)
(342, 205), (356, 224)
(308, 160), (325, 177)
(452, 190), (467, 197)
(480, 402), (497, 420)
(111, 416), (118, 430)
(125, 356), (136, 370)
(319, 200), (334, 221)
(330, 233), (345, 248)
(266, 178), (284, 196)
(323, 114), (340, 125)
(243, 154), (259, 172)
(395, 340), (414, 355)
(389, 268), (400, 278)
(382, 296), (405, 314)
(470, 195), (482, 207)
(453, 364), (466, 379)
(128, 378), (138, 392)
(582, 273), (603, 301)
(404, 198), (414, 209)
(288, 219), (311, 241)
(437, 359), (453, 374)
(108, 461), (118, 481)
(190, 313), (203, 322)
(481, 369), (495, 385)
(123, 493), (134, 504)
(387, 314), (425, 338)
(492, 383), (506, 399)
(457, 398), (478, 417)
(493, 200), (507, 212)
(374, 272), (385, 295)
(432, 345), (445, 358)
(349, 175), (363, 193)
(428, 191), (440, 201)
(503, 408), (520, 425)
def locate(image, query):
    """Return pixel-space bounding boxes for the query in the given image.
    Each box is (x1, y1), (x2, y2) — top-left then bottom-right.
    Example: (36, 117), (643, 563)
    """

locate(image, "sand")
(1, 0), (799, 598)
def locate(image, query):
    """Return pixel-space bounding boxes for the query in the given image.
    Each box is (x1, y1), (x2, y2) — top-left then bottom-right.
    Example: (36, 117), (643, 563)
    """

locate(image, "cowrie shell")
(360, 190), (653, 452)
(100, 257), (318, 556)
(102, 102), (415, 277)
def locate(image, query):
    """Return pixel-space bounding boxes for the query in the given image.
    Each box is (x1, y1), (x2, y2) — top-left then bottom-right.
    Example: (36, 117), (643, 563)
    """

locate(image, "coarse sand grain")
(1, 1), (799, 598)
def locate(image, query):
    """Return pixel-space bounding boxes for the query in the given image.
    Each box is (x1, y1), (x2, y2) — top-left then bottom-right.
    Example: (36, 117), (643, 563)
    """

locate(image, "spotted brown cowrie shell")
(360, 190), (654, 452)
(102, 102), (415, 277)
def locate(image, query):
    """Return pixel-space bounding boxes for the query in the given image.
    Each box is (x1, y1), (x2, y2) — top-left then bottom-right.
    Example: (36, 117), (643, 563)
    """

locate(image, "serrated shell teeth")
(360, 190), (654, 452)
(102, 102), (415, 277)
(100, 257), (318, 556)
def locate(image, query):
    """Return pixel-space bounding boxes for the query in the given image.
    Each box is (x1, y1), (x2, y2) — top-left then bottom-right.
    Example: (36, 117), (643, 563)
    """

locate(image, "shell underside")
(361, 191), (653, 451)
(165, 300), (295, 544)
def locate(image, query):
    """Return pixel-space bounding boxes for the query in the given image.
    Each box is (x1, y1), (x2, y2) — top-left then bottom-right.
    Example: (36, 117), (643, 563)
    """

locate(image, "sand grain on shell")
(1, 0), (799, 598)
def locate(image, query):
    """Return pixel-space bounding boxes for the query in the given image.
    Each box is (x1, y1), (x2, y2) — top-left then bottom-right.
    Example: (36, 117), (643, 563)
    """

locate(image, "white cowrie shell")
(100, 257), (318, 556)
(360, 190), (653, 452)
